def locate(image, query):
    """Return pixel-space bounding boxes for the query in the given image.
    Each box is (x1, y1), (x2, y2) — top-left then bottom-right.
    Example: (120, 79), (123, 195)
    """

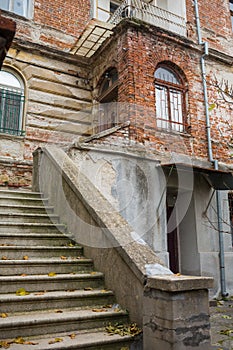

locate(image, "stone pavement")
(210, 299), (233, 350)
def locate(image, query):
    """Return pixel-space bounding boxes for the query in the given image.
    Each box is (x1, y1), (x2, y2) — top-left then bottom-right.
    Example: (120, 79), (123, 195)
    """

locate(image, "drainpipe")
(193, 0), (228, 297)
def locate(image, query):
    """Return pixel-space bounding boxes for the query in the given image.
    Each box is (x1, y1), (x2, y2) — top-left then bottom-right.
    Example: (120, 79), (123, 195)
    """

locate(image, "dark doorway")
(167, 204), (179, 273)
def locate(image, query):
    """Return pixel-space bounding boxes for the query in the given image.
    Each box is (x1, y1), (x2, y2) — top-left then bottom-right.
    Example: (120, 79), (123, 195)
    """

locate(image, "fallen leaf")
(16, 288), (30, 296)
(60, 256), (67, 260)
(2, 256), (8, 260)
(55, 310), (63, 313)
(34, 292), (45, 295)
(69, 333), (76, 339)
(84, 287), (93, 291)
(92, 308), (106, 312)
(0, 341), (11, 349)
(24, 341), (39, 345)
(14, 337), (25, 344)
(222, 315), (232, 319)
(48, 338), (63, 344)
(20, 274), (27, 277)
(0, 313), (8, 318)
(23, 256), (29, 260)
(48, 272), (57, 277)
(90, 272), (97, 275)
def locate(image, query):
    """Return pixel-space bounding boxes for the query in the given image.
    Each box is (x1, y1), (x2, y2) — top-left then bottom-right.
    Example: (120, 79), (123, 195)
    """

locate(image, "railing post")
(143, 275), (213, 350)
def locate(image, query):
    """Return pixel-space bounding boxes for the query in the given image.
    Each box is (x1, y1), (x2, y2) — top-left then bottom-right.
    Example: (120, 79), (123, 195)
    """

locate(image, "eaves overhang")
(162, 163), (233, 191)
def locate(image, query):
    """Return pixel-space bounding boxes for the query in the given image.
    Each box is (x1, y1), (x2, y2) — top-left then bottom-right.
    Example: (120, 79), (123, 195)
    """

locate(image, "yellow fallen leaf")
(92, 308), (106, 312)
(48, 338), (63, 344)
(2, 256), (8, 260)
(60, 256), (67, 260)
(84, 287), (93, 291)
(20, 274), (27, 277)
(0, 313), (8, 318)
(90, 272), (97, 275)
(69, 333), (76, 339)
(0, 341), (11, 348)
(16, 288), (30, 296)
(48, 272), (57, 277)
(23, 256), (29, 260)
(14, 337), (25, 344)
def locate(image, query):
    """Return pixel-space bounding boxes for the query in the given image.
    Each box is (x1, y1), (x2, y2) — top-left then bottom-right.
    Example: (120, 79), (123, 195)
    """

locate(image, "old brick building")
(0, 0), (233, 297)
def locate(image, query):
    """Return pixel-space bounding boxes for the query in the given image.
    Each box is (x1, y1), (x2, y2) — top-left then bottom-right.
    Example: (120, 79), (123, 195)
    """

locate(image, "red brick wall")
(91, 22), (232, 164)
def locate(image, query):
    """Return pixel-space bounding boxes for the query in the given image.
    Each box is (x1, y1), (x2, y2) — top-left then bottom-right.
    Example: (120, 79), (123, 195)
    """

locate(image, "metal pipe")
(194, 0), (228, 297)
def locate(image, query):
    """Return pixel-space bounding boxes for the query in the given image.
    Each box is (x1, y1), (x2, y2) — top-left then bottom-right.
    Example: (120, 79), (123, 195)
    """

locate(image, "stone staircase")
(0, 189), (138, 349)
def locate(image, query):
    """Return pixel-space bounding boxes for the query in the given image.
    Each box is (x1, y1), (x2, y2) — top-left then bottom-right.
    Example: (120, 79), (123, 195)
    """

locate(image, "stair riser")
(0, 294), (115, 313)
(0, 216), (59, 224)
(0, 198), (48, 206)
(0, 225), (66, 233)
(0, 277), (104, 293)
(0, 191), (42, 198)
(0, 207), (53, 214)
(0, 248), (82, 259)
(0, 237), (70, 246)
(0, 261), (93, 275)
(0, 314), (129, 339)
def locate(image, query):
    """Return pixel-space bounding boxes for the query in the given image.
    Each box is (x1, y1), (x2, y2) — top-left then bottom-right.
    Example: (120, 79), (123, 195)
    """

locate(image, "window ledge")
(156, 127), (192, 138)
(0, 132), (25, 140)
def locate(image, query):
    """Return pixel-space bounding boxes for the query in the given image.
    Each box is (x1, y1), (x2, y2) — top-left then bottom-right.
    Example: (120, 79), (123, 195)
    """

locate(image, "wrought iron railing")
(0, 88), (25, 136)
(109, 0), (186, 37)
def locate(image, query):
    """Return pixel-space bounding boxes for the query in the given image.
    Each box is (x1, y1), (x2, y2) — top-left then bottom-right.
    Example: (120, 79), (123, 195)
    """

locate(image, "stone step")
(0, 223), (66, 233)
(0, 257), (93, 275)
(0, 213), (60, 224)
(0, 233), (74, 246)
(0, 272), (104, 293)
(0, 330), (136, 350)
(0, 196), (48, 207)
(0, 190), (43, 198)
(0, 289), (115, 313)
(0, 308), (129, 339)
(0, 204), (54, 214)
(0, 245), (83, 259)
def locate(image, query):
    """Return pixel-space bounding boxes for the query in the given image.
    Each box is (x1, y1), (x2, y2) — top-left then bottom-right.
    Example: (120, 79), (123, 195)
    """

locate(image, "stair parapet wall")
(32, 146), (213, 349)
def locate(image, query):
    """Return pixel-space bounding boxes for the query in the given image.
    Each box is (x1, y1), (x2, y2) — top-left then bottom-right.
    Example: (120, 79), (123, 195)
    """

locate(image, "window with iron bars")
(0, 70), (25, 137)
(155, 65), (187, 133)
(0, 0), (32, 18)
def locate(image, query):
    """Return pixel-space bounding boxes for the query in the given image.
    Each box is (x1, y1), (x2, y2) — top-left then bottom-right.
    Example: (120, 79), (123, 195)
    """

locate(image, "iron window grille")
(155, 66), (187, 133)
(0, 86), (25, 137)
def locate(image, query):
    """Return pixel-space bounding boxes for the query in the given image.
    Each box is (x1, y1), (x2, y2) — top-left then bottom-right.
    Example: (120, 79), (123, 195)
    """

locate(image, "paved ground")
(210, 298), (233, 350)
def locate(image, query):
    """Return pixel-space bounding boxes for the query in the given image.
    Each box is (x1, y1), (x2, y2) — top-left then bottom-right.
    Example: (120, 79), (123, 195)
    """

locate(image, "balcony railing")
(108, 0), (186, 37)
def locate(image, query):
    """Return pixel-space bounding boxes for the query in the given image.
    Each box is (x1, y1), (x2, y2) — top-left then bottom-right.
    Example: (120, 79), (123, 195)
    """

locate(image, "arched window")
(0, 69), (25, 136)
(155, 65), (186, 132)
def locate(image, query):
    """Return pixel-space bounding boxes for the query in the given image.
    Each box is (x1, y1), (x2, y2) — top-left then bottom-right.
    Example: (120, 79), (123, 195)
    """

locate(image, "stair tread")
(1, 330), (133, 350)
(0, 246), (82, 249)
(0, 289), (114, 301)
(0, 213), (59, 217)
(0, 272), (103, 281)
(0, 222), (64, 226)
(0, 307), (127, 325)
(0, 257), (91, 263)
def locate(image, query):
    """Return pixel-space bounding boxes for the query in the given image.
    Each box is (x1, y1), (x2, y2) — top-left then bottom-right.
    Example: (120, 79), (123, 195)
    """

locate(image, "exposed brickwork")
(0, 0), (232, 185)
